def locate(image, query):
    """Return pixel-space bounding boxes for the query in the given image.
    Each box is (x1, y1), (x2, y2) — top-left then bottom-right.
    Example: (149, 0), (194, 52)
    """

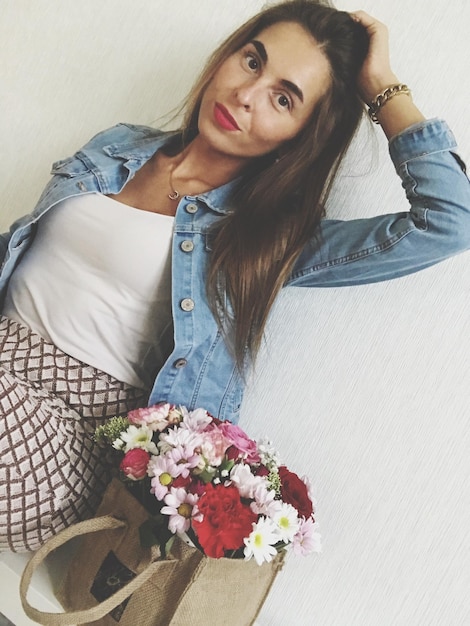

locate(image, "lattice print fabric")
(0, 317), (148, 552)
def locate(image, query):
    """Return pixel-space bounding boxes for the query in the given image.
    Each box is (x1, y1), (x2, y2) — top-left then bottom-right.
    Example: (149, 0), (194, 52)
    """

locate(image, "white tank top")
(3, 194), (174, 388)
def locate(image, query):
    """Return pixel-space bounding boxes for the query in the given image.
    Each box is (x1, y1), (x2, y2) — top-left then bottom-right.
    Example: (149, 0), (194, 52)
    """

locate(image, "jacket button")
(173, 358), (187, 368)
(186, 203), (198, 214)
(181, 240), (194, 252)
(180, 298), (195, 312)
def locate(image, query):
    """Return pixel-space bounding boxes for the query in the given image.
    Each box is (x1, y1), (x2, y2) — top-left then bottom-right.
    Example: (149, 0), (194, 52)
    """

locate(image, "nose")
(235, 79), (259, 110)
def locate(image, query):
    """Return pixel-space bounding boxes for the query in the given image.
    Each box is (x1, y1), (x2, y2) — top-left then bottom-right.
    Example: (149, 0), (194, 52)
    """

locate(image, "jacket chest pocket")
(50, 154), (89, 178)
(46, 153), (98, 196)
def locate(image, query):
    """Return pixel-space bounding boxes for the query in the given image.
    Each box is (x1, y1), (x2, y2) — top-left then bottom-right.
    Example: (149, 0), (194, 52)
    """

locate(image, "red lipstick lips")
(214, 103), (240, 131)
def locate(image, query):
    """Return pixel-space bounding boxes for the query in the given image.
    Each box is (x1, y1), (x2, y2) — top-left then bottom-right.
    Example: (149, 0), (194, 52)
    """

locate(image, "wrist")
(368, 84), (411, 124)
(370, 95), (426, 140)
(362, 73), (400, 103)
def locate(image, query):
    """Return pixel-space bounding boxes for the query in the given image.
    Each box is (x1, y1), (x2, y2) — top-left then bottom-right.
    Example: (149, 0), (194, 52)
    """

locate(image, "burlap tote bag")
(20, 478), (285, 626)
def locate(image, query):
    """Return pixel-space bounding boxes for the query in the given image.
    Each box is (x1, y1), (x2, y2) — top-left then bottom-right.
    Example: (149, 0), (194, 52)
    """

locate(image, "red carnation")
(192, 483), (257, 558)
(119, 448), (150, 481)
(278, 466), (313, 518)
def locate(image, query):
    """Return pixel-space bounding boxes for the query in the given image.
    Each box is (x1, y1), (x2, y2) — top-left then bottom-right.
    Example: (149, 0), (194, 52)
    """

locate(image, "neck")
(169, 134), (249, 194)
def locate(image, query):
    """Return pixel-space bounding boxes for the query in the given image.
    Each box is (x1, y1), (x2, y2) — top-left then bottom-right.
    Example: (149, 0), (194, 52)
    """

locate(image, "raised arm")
(351, 10), (425, 139)
(287, 11), (470, 289)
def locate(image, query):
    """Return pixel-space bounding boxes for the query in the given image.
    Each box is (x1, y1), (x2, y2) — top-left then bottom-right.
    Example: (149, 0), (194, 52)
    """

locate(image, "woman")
(0, 0), (469, 552)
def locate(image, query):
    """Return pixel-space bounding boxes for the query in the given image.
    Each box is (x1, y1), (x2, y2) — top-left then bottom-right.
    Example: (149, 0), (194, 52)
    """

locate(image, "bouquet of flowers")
(94, 403), (321, 565)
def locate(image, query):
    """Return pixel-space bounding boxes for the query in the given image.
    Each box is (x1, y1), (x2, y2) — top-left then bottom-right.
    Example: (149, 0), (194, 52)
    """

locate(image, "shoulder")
(80, 122), (166, 151)
(50, 123), (171, 175)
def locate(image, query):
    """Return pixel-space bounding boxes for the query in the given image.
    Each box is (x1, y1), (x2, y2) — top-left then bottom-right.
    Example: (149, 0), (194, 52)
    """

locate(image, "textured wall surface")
(1, 1), (469, 624)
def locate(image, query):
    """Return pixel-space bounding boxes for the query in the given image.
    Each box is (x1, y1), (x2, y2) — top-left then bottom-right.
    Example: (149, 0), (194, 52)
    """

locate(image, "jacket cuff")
(388, 118), (458, 167)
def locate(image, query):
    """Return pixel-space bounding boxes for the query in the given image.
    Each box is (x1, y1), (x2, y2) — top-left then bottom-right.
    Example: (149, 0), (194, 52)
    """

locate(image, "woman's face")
(197, 21), (331, 161)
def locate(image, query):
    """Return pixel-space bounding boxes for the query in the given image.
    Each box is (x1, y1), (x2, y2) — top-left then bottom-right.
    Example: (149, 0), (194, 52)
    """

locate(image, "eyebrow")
(251, 39), (304, 103)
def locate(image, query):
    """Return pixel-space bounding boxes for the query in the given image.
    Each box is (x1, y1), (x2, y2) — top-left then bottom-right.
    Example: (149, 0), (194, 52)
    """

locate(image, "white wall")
(1, 1), (469, 625)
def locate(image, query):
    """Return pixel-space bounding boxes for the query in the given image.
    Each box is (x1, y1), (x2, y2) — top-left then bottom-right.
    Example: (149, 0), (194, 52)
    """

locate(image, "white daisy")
(270, 503), (300, 543)
(243, 517), (280, 565)
(120, 424), (158, 455)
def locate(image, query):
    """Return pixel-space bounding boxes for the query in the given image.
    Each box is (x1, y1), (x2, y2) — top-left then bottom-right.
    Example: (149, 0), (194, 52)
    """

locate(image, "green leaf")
(161, 535), (175, 560)
(197, 468), (217, 484)
(220, 458), (235, 473)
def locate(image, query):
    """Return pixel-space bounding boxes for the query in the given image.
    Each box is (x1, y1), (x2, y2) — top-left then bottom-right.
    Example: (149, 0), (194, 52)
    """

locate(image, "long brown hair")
(182, 0), (369, 370)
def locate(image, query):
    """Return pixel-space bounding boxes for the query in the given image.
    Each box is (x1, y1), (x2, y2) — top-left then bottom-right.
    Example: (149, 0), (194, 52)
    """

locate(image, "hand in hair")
(350, 10), (399, 103)
(351, 10), (425, 137)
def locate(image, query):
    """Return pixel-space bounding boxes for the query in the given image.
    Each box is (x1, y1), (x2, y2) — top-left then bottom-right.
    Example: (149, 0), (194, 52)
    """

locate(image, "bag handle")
(20, 515), (174, 626)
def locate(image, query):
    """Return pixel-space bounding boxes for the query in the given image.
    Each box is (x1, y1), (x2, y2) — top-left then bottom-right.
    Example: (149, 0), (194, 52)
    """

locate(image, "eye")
(276, 93), (292, 111)
(244, 52), (260, 72)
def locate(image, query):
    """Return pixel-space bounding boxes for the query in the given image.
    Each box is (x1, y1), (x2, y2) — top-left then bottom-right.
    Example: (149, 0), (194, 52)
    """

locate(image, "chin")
(198, 127), (242, 159)
(197, 113), (276, 160)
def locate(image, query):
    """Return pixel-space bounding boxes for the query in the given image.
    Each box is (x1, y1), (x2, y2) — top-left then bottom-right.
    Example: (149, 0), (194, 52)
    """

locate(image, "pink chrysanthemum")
(148, 454), (182, 500)
(161, 487), (199, 533)
(160, 427), (202, 451)
(167, 444), (201, 478)
(181, 407), (213, 432)
(291, 518), (322, 556)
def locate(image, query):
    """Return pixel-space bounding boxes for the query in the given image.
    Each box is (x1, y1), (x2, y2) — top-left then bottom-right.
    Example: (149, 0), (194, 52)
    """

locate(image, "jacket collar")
(102, 130), (238, 215)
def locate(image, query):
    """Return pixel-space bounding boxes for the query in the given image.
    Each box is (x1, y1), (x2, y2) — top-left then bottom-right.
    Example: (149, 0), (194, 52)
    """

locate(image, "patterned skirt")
(0, 316), (148, 552)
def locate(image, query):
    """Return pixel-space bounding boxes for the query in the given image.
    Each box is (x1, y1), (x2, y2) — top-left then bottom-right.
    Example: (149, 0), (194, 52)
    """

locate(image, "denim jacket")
(1, 119), (469, 423)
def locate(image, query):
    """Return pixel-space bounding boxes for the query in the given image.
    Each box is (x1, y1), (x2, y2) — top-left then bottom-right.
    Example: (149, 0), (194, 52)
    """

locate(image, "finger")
(349, 10), (384, 28)
(349, 10), (388, 36)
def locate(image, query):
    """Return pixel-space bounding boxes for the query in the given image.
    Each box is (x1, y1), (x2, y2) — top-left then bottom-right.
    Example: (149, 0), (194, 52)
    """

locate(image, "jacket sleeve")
(0, 231), (10, 266)
(287, 119), (470, 288)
